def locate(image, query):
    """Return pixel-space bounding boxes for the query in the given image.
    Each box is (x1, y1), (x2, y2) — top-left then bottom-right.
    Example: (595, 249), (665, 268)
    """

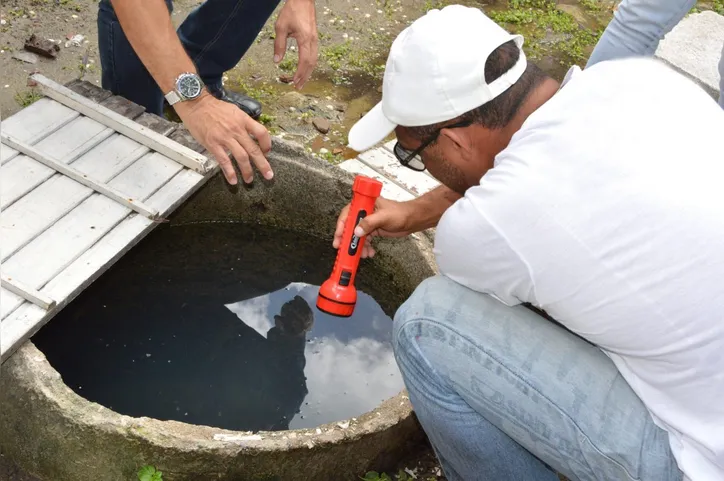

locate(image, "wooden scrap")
(100, 95), (146, 119)
(168, 127), (205, 153)
(30, 74), (211, 173)
(1, 133), (161, 220)
(135, 113), (177, 136)
(1, 275), (56, 311)
(64, 79), (113, 103)
(24, 34), (60, 59)
(12, 51), (38, 64)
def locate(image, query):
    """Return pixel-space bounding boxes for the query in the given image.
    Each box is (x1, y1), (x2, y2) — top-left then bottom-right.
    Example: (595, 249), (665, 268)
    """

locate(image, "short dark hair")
(410, 40), (548, 138)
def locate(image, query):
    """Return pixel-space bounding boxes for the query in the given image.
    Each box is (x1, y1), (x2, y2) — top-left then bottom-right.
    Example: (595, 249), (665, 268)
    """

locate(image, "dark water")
(33, 222), (403, 431)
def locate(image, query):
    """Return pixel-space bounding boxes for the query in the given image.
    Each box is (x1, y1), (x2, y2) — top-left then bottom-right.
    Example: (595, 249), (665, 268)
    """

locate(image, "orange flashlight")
(317, 175), (383, 317)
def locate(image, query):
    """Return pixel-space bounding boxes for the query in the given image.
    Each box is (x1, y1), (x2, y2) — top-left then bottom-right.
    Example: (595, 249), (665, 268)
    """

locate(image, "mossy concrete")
(0, 138), (437, 481)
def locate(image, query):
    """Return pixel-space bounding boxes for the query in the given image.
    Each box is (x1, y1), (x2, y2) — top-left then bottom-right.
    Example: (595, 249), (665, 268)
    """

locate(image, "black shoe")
(208, 86), (262, 120)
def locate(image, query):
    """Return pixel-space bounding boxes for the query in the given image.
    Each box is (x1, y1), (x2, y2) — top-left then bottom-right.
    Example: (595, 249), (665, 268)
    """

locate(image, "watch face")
(176, 73), (202, 99)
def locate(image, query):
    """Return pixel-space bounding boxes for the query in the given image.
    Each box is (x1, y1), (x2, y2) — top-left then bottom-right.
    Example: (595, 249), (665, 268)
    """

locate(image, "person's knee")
(394, 274), (455, 325)
(392, 275), (469, 357)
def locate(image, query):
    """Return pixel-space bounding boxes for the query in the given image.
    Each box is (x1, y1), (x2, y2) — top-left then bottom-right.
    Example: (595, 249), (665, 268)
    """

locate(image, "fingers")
(294, 36), (318, 89)
(354, 210), (387, 237)
(333, 202), (377, 257)
(236, 126), (273, 181)
(332, 204), (350, 248)
(245, 117), (272, 154)
(361, 242), (376, 259)
(226, 139), (254, 184)
(273, 24), (288, 65)
(208, 146), (238, 186)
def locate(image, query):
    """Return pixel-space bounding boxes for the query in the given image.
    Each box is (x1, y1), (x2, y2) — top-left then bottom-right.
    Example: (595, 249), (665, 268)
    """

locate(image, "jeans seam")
(398, 316), (642, 481)
(191, 0), (247, 70)
(108, 20), (118, 93)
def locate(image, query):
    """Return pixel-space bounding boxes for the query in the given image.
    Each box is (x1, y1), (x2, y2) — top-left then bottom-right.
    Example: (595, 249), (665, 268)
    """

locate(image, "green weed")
(321, 41), (352, 70)
(579, 0), (603, 12)
(258, 113), (276, 126)
(137, 465), (163, 481)
(422, 0), (449, 12)
(489, 0), (603, 62)
(14, 90), (42, 108)
(278, 55), (297, 72)
(319, 149), (343, 164)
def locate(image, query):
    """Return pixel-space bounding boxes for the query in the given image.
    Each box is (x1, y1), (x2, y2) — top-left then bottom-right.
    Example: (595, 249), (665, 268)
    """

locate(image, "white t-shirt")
(434, 57), (724, 481)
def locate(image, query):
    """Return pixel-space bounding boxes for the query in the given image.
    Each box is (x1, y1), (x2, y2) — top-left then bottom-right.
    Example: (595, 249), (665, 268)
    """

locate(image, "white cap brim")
(347, 102), (397, 152)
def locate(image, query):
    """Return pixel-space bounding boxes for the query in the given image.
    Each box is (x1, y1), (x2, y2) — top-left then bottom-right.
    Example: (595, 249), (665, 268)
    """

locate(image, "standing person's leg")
(177, 0), (284, 119)
(97, 0), (173, 115)
(718, 42), (724, 108)
(393, 275), (684, 481)
(586, 0), (696, 68)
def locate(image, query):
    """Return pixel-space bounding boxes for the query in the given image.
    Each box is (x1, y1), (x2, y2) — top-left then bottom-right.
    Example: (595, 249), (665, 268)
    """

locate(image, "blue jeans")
(393, 275), (684, 481)
(97, 0), (281, 115)
(586, 0), (724, 108)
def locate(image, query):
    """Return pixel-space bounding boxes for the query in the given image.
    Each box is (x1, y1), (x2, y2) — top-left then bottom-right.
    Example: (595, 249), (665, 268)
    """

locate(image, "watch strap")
(164, 90), (183, 106)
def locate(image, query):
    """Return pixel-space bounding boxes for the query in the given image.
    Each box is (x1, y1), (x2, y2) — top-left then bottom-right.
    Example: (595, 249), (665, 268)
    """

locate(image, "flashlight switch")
(339, 270), (352, 286)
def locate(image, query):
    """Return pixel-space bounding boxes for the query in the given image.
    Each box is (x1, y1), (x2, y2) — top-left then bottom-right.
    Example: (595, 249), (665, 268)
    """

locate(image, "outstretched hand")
(176, 93), (272, 185)
(274, 0), (319, 89)
(333, 197), (418, 258)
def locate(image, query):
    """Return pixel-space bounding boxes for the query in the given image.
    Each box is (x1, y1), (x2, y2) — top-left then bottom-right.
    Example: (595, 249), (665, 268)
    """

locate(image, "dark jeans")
(97, 0), (282, 115)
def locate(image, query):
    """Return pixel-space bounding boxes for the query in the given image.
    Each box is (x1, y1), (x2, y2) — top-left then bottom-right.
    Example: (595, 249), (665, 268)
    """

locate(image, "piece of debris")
(319, 147), (330, 155)
(315, 428), (322, 434)
(404, 467), (418, 479)
(27, 77), (38, 87)
(12, 51), (38, 64)
(65, 34), (85, 48)
(0, 19), (7, 25)
(333, 148), (343, 155)
(24, 34), (60, 59)
(337, 421), (350, 429)
(279, 74), (294, 84)
(312, 117), (330, 134)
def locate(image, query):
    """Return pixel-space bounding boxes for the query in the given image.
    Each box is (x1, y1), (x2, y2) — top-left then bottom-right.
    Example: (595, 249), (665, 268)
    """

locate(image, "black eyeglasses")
(393, 120), (473, 172)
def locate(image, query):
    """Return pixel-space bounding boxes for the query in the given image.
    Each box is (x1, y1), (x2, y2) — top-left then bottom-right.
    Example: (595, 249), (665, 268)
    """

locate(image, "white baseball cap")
(348, 5), (526, 152)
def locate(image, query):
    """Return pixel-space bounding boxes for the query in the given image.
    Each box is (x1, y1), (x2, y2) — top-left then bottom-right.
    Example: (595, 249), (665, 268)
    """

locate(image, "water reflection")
(32, 223), (403, 432)
(226, 282), (402, 429)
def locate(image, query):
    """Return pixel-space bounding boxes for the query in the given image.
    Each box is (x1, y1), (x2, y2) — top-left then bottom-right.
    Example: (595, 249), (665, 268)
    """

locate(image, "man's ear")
(439, 127), (473, 160)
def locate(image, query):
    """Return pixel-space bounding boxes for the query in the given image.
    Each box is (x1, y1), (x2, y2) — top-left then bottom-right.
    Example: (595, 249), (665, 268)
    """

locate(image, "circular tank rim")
(7, 340), (417, 452)
(0, 138), (438, 481)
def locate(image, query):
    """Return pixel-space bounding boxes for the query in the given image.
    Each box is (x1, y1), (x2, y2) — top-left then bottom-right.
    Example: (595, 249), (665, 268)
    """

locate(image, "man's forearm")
(410, 185), (462, 231)
(111, 0), (200, 96)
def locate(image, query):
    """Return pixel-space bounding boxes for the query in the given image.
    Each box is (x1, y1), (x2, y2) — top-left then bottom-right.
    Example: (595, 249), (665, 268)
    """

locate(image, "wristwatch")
(164, 72), (204, 105)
